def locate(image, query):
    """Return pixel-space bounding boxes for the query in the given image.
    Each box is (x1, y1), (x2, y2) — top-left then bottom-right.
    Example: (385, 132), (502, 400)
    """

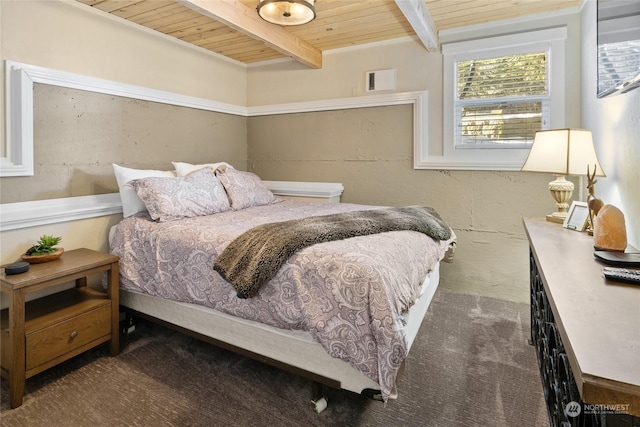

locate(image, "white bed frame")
(119, 263), (441, 411)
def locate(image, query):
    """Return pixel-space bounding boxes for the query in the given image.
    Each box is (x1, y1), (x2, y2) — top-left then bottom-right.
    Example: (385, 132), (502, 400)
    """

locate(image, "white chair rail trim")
(0, 193), (122, 232)
(264, 181), (344, 198)
(0, 181), (345, 231)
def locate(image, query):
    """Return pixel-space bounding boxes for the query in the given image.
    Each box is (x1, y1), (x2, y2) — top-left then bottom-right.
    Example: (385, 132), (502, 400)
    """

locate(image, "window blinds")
(455, 52), (549, 147)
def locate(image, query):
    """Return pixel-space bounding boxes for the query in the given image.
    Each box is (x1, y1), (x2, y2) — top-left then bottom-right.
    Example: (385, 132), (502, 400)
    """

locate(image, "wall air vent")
(365, 69), (396, 92)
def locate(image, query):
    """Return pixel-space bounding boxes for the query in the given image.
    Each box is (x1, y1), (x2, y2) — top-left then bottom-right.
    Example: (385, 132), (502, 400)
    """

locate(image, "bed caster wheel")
(311, 396), (328, 413)
(311, 381), (328, 413)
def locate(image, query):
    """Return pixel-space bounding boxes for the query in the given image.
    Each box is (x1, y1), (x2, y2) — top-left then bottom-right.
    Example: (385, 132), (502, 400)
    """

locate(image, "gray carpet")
(0, 291), (548, 426)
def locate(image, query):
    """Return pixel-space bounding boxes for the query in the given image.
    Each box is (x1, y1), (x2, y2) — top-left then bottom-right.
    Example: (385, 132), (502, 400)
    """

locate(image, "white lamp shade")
(521, 128), (606, 176)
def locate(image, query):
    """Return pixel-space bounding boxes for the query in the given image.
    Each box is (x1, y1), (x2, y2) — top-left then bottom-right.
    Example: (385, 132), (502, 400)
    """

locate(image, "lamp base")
(546, 213), (566, 224)
(546, 175), (573, 224)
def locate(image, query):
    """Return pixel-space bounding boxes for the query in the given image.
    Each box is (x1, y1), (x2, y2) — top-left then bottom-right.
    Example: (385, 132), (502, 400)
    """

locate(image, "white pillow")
(172, 161), (233, 177)
(113, 164), (176, 217)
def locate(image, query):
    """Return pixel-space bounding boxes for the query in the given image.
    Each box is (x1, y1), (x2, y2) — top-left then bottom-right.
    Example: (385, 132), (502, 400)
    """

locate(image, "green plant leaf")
(27, 235), (62, 255)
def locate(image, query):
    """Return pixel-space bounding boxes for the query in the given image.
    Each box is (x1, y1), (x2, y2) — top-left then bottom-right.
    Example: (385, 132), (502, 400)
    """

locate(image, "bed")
(108, 163), (456, 411)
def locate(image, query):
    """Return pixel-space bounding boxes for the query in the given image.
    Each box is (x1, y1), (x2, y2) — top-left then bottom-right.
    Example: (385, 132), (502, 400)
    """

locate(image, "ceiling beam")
(178, 0), (322, 68)
(395, 0), (439, 51)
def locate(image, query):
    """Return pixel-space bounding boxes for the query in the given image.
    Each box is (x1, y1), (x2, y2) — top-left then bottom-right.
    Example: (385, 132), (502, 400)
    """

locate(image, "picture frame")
(563, 201), (590, 231)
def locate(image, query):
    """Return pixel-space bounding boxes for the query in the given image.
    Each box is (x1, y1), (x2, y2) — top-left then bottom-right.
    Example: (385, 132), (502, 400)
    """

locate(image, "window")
(415, 27), (567, 170)
(455, 51), (549, 148)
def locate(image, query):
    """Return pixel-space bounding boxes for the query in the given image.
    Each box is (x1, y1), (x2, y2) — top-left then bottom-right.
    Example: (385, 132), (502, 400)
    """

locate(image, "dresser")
(524, 218), (640, 426)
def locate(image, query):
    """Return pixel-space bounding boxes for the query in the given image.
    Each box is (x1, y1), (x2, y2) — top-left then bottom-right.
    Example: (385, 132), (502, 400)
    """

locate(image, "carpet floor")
(1, 291), (548, 427)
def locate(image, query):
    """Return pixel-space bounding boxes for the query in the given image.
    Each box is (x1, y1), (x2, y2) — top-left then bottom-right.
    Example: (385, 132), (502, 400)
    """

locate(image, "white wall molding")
(0, 62), (434, 174)
(250, 91), (430, 171)
(3, 61), (430, 175)
(247, 90), (427, 116)
(1, 62), (427, 229)
(12, 61), (246, 115)
(0, 182), (347, 231)
(0, 193), (122, 232)
(1, 60), (248, 177)
(264, 181), (344, 199)
(2, 63), (34, 176)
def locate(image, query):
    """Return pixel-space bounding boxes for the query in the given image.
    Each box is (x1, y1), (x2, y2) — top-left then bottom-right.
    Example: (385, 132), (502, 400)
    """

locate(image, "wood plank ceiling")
(77, 0), (581, 68)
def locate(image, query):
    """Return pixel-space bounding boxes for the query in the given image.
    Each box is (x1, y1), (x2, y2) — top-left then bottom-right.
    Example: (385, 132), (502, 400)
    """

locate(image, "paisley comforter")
(109, 199), (454, 400)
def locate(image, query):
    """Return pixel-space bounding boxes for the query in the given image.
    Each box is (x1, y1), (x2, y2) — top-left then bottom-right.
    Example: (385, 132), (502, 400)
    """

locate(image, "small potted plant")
(21, 235), (64, 263)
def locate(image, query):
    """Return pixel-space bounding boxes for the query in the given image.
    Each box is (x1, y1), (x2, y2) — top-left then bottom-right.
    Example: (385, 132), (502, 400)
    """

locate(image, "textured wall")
(581, 1), (640, 248)
(248, 105), (555, 303)
(0, 84), (247, 203)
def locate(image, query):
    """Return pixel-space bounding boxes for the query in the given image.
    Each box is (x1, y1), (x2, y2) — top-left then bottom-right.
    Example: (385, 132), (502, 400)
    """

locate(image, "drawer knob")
(70, 331), (78, 339)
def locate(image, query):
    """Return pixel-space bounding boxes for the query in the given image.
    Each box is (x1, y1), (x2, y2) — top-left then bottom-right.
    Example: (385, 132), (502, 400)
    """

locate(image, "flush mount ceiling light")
(257, 0), (316, 26)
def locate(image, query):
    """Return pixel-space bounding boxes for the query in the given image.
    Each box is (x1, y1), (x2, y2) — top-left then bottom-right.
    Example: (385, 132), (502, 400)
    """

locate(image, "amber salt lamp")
(593, 204), (627, 251)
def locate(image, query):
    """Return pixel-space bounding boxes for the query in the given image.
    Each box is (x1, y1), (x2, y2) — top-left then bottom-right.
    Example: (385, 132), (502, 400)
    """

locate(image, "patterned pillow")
(215, 168), (276, 210)
(131, 169), (230, 222)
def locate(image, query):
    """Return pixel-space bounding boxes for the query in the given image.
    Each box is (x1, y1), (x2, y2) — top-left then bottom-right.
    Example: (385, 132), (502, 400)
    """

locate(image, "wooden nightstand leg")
(8, 289), (26, 408)
(107, 262), (119, 356)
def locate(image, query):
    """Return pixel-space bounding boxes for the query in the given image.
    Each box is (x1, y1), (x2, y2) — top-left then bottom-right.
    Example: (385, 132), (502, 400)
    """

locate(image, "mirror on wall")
(597, 0), (640, 97)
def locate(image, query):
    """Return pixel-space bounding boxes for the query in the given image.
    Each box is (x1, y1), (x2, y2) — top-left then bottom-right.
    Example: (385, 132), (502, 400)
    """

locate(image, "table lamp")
(521, 128), (605, 223)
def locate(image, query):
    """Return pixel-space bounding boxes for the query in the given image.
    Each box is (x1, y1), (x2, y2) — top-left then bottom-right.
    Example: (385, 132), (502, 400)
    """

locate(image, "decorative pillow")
(215, 168), (276, 210)
(130, 169), (231, 222)
(172, 161), (233, 177)
(113, 164), (176, 218)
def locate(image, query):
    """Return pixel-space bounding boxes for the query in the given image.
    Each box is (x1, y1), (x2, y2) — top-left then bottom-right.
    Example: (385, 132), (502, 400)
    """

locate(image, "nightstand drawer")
(25, 304), (111, 371)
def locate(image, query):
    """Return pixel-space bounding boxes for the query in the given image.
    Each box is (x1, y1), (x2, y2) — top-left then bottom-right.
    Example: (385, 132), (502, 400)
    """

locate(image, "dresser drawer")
(25, 303), (111, 371)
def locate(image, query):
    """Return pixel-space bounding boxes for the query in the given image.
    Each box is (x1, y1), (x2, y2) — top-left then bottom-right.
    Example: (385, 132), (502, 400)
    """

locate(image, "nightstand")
(1, 248), (119, 408)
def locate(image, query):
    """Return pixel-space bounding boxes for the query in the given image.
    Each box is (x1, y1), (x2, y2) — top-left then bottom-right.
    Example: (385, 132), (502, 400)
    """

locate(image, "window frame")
(415, 27), (567, 170)
(454, 49), (550, 149)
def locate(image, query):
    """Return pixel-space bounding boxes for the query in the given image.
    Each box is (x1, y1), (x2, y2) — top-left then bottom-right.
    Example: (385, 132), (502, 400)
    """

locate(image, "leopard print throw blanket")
(214, 206), (452, 298)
